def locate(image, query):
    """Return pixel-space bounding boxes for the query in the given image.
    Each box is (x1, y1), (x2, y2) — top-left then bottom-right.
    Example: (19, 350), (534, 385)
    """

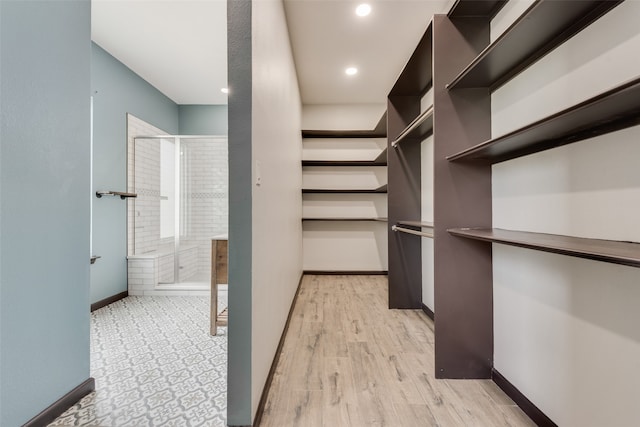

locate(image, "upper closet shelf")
(391, 106), (434, 148)
(303, 217), (388, 222)
(448, 0), (507, 18)
(448, 228), (640, 268)
(447, 76), (640, 163)
(389, 24), (432, 97)
(397, 220), (434, 229)
(447, 0), (623, 91)
(302, 184), (387, 194)
(302, 160), (387, 167)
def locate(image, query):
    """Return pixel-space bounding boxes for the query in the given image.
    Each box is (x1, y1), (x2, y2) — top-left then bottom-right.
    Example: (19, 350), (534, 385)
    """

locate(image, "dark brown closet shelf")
(448, 0), (507, 19)
(302, 160), (387, 167)
(389, 24), (432, 97)
(397, 220), (434, 229)
(448, 228), (640, 268)
(447, 0), (622, 90)
(302, 184), (387, 194)
(447, 76), (640, 163)
(302, 217), (388, 222)
(391, 106), (434, 148)
(374, 147), (388, 164)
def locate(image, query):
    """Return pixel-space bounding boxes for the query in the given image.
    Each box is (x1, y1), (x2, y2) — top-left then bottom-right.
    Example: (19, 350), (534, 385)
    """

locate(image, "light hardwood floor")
(259, 275), (536, 427)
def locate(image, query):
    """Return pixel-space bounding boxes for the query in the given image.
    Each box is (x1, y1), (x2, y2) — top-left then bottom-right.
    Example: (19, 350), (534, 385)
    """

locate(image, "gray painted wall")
(90, 43), (179, 303)
(227, 1), (253, 424)
(179, 105), (228, 135)
(227, 1), (304, 424)
(0, 1), (92, 425)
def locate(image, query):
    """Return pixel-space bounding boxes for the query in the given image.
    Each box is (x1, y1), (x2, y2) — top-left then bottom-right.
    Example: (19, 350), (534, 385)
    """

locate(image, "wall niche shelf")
(447, 0), (623, 90)
(449, 228), (640, 268)
(397, 220), (434, 229)
(447, 76), (640, 163)
(303, 217), (387, 222)
(448, 0), (507, 19)
(302, 160), (387, 167)
(302, 184), (387, 194)
(391, 106), (434, 148)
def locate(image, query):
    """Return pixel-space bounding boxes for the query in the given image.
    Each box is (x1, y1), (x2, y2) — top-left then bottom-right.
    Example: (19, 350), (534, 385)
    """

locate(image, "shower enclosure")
(128, 135), (228, 292)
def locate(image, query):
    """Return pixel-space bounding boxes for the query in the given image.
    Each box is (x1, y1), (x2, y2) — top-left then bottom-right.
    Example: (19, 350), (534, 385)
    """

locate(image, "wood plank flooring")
(258, 275), (536, 427)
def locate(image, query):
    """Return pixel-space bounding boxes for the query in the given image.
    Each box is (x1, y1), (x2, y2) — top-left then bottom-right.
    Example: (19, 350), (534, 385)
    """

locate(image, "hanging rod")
(392, 224), (434, 238)
(391, 105), (434, 148)
(96, 191), (138, 199)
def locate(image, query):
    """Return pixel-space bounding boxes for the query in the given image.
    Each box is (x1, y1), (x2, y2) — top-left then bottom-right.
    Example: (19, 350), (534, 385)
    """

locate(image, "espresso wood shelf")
(302, 184), (387, 194)
(448, 0), (507, 18)
(391, 106), (434, 148)
(389, 24), (432, 97)
(302, 217), (387, 222)
(447, 0), (622, 90)
(447, 76), (640, 163)
(302, 160), (387, 167)
(374, 147), (388, 164)
(397, 220), (434, 229)
(448, 228), (640, 268)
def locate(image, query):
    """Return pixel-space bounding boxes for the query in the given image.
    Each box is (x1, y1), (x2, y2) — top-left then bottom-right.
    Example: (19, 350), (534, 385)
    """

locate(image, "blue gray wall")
(90, 43), (179, 303)
(91, 44), (228, 304)
(0, 1), (92, 425)
(179, 105), (228, 135)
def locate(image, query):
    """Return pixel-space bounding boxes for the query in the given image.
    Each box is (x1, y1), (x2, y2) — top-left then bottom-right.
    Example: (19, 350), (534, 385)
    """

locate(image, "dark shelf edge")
(302, 185), (388, 194)
(389, 24), (433, 97)
(302, 218), (388, 222)
(447, 0), (623, 90)
(302, 112), (387, 138)
(448, 0), (507, 18)
(448, 227), (640, 268)
(302, 160), (387, 167)
(447, 76), (640, 163)
(397, 220), (434, 229)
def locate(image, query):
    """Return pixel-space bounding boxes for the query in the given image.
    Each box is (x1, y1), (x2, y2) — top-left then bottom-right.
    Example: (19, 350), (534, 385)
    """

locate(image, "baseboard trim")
(91, 290), (128, 312)
(22, 377), (95, 427)
(492, 369), (557, 427)
(252, 273), (305, 427)
(421, 303), (434, 320)
(303, 270), (388, 275)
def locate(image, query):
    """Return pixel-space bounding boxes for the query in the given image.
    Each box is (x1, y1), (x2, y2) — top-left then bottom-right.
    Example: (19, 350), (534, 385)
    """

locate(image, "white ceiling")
(92, 0), (228, 105)
(92, 0), (450, 106)
(284, 0), (449, 105)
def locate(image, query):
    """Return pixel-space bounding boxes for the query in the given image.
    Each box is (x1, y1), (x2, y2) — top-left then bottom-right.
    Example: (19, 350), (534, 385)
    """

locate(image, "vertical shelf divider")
(432, 14), (493, 378)
(387, 96), (423, 309)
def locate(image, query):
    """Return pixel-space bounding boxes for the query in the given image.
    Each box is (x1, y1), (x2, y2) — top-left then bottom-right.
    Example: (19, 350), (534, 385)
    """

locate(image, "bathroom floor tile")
(49, 294), (227, 426)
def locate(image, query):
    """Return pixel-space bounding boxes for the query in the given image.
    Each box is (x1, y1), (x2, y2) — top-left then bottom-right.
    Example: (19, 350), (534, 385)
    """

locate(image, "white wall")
(302, 103), (385, 131)
(491, 2), (640, 425)
(301, 138), (388, 271)
(251, 0), (303, 421)
(421, 134), (435, 311)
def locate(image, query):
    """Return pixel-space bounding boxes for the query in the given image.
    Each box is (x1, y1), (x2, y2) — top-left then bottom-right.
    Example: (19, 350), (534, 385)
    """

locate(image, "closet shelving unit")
(301, 120), (389, 273)
(448, 76), (640, 163)
(447, 0), (623, 90)
(448, 228), (640, 268)
(303, 218), (388, 222)
(387, 23), (434, 308)
(301, 184), (387, 194)
(386, 0), (625, 382)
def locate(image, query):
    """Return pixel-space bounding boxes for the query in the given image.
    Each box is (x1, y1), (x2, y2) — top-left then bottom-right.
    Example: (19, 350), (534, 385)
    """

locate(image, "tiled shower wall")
(127, 114), (166, 256)
(126, 114), (228, 287)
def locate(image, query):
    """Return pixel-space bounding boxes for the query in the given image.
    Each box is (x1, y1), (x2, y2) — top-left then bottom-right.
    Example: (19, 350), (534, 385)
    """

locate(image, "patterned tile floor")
(50, 292), (228, 426)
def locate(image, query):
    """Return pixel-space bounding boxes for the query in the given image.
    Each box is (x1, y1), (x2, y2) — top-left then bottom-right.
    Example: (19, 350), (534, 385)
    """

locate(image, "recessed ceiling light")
(221, 88), (229, 94)
(356, 4), (371, 17)
(345, 67), (358, 76)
